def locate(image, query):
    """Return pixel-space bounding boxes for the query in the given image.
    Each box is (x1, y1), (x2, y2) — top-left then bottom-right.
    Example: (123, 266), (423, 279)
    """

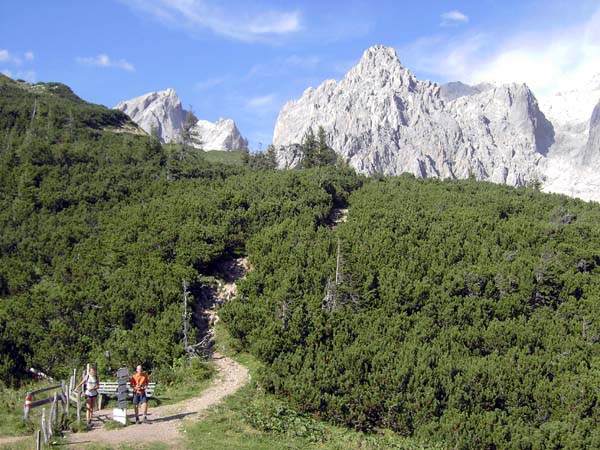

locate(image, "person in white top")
(76, 367), (99, 425)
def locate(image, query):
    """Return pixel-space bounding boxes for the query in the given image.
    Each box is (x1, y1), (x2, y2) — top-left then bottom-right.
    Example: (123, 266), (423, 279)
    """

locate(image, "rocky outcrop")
(537, 74), (600, 162)
(115, 89), (248, 151)
(193, 118), (248, 151)
(583, 101), (600, 165)
(439, 81), (494, 102)
(273, 45), (553, 186)
(537, 74), (600, 200)
(115, 88), (185, 144)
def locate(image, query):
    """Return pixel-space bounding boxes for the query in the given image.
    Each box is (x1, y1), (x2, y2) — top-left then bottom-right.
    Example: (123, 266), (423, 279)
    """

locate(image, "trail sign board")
(116, 367), (129, 412)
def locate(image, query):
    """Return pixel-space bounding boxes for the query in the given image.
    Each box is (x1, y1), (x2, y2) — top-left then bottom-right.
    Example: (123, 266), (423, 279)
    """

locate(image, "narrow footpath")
(67, 353), (248, 448)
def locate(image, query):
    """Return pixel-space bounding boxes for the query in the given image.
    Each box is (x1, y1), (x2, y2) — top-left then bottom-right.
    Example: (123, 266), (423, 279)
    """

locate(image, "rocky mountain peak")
(115, 89), (248, 151)
(346, 45), (418, 91)
(358, 45), (403, 68)
(273, 46), (551, 187)
(115, 88), (184, 143)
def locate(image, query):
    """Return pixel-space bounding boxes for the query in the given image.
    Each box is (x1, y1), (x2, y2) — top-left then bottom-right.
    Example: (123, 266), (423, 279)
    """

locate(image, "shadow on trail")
(150, 411), (197, 423)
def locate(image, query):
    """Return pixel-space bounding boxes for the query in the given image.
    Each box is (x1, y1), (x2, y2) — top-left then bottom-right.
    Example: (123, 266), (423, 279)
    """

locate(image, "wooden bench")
(96, 381), (157, 409)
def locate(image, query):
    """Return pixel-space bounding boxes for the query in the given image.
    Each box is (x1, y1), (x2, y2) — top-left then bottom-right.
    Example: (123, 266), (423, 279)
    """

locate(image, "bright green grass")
(0, 381), (48, 437)
(162, 144), (245, 166)
(202, 150), (244, 165)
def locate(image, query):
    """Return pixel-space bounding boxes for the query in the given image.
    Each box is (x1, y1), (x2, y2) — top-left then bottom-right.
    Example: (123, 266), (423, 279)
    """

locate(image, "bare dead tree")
(322, 239), (360, 312)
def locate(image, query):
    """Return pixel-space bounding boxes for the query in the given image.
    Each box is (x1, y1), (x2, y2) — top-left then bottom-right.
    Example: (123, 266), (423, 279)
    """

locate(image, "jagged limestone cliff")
(273, 45), (553, 186)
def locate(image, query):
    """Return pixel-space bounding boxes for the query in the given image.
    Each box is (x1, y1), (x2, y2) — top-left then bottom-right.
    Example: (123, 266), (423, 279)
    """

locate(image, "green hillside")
(0, 76), (361, 385)
(2, 78), (600, 448)
(223, 176), (600, 448)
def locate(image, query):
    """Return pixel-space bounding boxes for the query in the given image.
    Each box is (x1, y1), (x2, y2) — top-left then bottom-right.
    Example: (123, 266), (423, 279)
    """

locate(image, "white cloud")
(2, 70), (36, 82)
(400, 6), (600, 96)
(441, 11), (469, 27)
(0, 49), (24, 65)
(77, 54), (135, 72)
(25, 51), (34, 61)
(121, 0), (301, 43)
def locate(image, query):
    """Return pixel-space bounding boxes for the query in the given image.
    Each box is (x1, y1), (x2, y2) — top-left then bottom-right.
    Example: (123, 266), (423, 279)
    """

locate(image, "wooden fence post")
(24, 391), (32, 421)
(41, 408), (48, 445)
(76, 391), (81, 422)
(53, 392), (59, 430)
(36, 429), (41, 450)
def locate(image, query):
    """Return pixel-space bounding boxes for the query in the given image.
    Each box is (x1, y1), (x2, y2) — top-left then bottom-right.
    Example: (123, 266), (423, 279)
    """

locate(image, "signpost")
(112, 367), (128, 425)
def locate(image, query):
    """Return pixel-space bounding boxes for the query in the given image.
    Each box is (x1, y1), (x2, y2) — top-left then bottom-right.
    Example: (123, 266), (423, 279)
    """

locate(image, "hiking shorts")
(132, 392), (147, 405)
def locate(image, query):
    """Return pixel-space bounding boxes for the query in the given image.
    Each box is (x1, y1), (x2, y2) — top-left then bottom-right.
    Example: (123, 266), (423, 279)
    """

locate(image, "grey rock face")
(193, 118), (248, 151)
(583, 102), (600, 165)
(115, 89), (248, 151)
(273, 45), (553, 186)
(439, 81), (493, 102)
(116, 88), (185, 144)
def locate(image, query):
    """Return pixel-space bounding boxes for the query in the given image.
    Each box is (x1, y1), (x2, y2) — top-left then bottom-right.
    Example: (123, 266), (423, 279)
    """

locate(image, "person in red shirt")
(130, 364), (149, 424)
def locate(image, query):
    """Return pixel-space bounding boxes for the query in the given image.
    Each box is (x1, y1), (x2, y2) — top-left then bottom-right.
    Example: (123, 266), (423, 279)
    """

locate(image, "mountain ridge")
(274, 45), (552, 187)
(273, 45), (600, 200)
(115, 88), (248, 151)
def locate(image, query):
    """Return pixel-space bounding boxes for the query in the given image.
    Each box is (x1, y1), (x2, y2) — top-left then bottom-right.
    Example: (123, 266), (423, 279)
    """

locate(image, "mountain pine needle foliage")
(223, 176), (600, 448)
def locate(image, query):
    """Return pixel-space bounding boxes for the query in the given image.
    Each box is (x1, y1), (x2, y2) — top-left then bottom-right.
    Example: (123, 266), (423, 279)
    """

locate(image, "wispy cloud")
(441, 11), (469, 27)
(400, 5), (600, 96)
(122, 0), (301, 43)
(245, 93), (281, 116)
(284, 55), (321, 69)
(245, 54), (323, 81)
(0, 49), (35, 65)
(77, 54), (135, 72)
(246, 94), (277, 109)
(1, 69), (37, 82)
(194, 76), (227, 91)
(1, 49), (36, 80)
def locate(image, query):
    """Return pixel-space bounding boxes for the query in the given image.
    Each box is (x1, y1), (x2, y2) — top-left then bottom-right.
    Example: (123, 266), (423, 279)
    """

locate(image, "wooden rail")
(96, 381), (156, 410)
(97, 381), (156, 397)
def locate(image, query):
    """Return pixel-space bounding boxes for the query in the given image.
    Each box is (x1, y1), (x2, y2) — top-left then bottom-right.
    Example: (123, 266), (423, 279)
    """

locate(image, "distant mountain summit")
(115, 89), (248, 151)
(273, 45), (553, 187)
(116, 88), (184, 144)
(273, 45), (600, 200)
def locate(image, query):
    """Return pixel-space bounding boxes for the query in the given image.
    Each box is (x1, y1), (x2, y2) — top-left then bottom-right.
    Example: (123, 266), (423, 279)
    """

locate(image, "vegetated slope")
(0, 75), (362, 385)
(222, 175), (600, 449)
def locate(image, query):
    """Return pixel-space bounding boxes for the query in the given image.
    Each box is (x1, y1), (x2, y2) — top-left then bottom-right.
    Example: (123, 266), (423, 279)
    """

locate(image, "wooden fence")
(25, 367), (87, 448)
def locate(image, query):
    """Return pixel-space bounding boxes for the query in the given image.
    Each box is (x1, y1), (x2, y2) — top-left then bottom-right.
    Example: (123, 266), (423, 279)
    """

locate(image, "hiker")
(130, 364), (150, 424)
(75, 366), (98, 424)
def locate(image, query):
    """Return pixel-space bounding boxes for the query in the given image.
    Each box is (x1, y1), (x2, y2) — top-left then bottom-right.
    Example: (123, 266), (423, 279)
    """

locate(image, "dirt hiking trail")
(67, 257), (251, 448)
(67, 353), (248, 448)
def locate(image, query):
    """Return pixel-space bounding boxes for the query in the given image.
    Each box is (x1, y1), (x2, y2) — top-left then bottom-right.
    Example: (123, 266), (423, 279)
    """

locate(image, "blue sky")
(1, 0), (599, 149)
